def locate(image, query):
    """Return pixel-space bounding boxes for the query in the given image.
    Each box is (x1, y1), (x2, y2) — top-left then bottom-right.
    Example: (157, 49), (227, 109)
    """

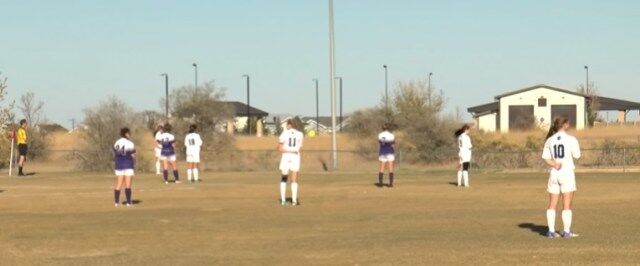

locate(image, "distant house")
(221, 101), (269, 136)
(301, 116), (349, 135)
(468, 84), (640, 132)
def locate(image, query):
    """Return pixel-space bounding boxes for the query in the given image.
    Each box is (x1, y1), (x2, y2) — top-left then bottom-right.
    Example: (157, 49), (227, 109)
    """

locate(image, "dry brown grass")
(477, 125), (640, 148)
(1, 167), (639, 265)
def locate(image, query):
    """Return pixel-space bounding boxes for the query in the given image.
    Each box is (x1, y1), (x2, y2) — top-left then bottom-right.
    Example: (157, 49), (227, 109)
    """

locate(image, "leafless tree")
(18, 92), (44, 126)
(0, 75), (15, 168)
(17, 92), (50, 159)
(577, 82), (600, 126)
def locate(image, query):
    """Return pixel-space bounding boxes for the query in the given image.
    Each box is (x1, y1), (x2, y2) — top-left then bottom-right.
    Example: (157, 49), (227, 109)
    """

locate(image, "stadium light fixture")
(192, 63), (198, 94)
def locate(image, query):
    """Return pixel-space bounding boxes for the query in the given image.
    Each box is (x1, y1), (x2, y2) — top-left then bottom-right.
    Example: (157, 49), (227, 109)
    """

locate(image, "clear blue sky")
(1, 0), (639, 127)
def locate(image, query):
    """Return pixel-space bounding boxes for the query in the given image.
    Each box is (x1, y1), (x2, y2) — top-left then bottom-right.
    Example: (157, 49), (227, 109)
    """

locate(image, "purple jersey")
(114, 138), (136, 170)
(378, 131), (395, 155)
(156, 132), (176, 156)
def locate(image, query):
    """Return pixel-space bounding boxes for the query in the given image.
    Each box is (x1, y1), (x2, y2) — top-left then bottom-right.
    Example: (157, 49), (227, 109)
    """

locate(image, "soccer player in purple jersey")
(156, 123), (180, 184)
(377, 123), (396, 187)
(113, 127), (135, 207)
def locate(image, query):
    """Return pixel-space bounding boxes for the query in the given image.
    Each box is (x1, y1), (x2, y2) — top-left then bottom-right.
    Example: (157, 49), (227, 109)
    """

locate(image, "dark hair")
(120, 127), (131, 138)
(546, 117), (570, 140)
(454, 124), (470, 138)
(153, 125), (163, 136)
(189, 124), (197, 133)
(382, 123), (391, 131)
(19, 119), (27, 126)
(163, 123), (172, 133)
(286, 119), (294, 127)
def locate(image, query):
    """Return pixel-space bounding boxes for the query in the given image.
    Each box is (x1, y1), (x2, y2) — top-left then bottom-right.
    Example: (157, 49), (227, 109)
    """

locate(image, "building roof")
(596, 97), (640, 111)
(222, 101), (268, 117)
(302, 116), (349, 127)
(494, 84), (586, 100)
(467, 102), (499, 115)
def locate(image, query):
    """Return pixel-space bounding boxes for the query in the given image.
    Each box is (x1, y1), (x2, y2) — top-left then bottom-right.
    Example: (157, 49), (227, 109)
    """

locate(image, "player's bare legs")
(546, 193), (560, 237)
(388, 161), (395, 187)
(114, 175), (125, 206)
(290, 171), (299, 205)
(561, 192), (576, 237)
(378, 162), (385, 186)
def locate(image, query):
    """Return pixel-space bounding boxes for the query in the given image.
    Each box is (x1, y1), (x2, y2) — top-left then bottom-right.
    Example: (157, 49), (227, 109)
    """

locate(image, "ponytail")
(454, 124), (470, 138)
(546, 117), (569, 140)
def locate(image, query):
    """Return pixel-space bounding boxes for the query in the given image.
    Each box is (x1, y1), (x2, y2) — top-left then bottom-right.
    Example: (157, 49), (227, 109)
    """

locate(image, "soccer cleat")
(280, 200), (287, 206)
(562, 231), (579, 238)
(115, 203), (119, 207)
(546, 231), (560, 238)
(164, 181), (169, 184)
(291, 202), (299, 206)
(125, 203), (132, 207)
(175, 180), (182, 184)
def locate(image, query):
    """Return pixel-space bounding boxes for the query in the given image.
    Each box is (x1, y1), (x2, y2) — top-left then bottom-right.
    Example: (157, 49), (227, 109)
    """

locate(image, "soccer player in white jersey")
(278, 119), (304, 206)
(113, 127), (135, 207)
(455, 124), (472, 187)
(153, 125), (164, 175)
(156, 123), (181, 184)
(185, 124), (203, 182)
(542, 117), (581, 238)
(377, 123), (396, 187)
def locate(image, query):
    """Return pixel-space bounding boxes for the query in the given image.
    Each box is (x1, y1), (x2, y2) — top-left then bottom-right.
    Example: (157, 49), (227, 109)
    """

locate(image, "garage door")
(509, 105), (535, 130)
(551, 105), (577, 128)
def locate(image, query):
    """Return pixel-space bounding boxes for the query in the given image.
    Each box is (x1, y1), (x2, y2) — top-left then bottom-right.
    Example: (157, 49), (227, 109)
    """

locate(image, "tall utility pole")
(313, 79), (319, 134)
(192, 63), (198, 94)
(69, 119), (76, 131)
(584, 65), (589, 127)
(383, 65), (388, 108)
(428, 72), (433, 91)
(328, 0), (338, 169)
(335, 77), (343, 129)
(243, 75), (251, 135)
(161, 73), (169, 118)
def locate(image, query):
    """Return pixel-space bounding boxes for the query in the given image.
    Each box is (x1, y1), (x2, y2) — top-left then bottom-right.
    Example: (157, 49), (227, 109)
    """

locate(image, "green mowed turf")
(0, 169), (639, 265)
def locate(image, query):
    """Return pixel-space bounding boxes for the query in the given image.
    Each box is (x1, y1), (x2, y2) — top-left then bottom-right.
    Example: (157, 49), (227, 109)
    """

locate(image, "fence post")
(622, 148), (626, 173)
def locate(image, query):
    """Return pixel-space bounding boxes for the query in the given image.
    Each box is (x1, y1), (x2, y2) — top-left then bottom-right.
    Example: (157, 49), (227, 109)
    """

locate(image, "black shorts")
(462, 162), (470, 171)
(18, 144), (28, 156)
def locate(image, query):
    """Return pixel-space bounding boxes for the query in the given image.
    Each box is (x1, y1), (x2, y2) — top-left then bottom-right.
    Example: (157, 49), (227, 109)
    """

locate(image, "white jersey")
(184, 133), (203, 155)
(542, 131), (581, 171)
(458, 132), (472, 162)
(279, 128), (304, 153)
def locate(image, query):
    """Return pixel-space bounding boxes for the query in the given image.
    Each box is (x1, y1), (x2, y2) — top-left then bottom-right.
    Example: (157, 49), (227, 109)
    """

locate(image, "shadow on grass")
(448, 182), (459, 186)
(518, 223), (548, 236)
(132, 200), (142, 205)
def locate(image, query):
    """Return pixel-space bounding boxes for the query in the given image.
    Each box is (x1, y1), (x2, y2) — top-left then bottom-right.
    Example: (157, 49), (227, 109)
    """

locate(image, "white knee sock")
(280, 182), (287, 202)
(291, 182), (298, 203)
(193, 169), (199, 181)
(546, 209), (556, 232)
(187, 169), (193, 181)
(155, 161), (161, 174)
(463, 171), (469, 187)
(457, 171), (463, 186)
(562, 210), (572, 233)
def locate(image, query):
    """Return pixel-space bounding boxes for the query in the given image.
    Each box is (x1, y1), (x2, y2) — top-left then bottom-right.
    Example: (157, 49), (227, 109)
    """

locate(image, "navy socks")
(124, 188), (132, 204)
(114, 190), (121, 204)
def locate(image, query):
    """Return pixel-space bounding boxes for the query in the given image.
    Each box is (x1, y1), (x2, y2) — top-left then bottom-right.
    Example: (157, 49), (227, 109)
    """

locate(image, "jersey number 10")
(553, 144), (565, 159)
(288, 138), (297, 147)
(188, 138), (195, 146)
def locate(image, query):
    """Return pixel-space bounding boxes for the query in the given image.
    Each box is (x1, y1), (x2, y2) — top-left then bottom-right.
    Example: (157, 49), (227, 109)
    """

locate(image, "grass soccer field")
(1, 169), (639, 265)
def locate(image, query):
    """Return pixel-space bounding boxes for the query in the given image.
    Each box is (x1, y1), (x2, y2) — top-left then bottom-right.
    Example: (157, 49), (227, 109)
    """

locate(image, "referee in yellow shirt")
(17, 119), (28, 176)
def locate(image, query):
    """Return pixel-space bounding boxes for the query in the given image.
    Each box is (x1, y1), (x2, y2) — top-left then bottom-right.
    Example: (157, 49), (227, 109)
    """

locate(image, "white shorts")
(160, 155), (177, 162)
(459, 151), (472, 163)
(154, 147), (161, 157)
(279, 153), (301, 174)
(547, 170), (577, 194)
(379, 154), (395, 162)
(186, 153), (200, 163)
(115, 169), (134, 176)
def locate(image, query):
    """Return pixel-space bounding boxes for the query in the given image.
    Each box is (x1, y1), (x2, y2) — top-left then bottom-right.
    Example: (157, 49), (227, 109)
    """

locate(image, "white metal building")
(468, 84), (640, 132)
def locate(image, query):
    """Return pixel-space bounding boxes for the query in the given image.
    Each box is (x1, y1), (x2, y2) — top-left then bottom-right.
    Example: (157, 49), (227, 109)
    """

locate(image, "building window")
(538, 97), (547, 107)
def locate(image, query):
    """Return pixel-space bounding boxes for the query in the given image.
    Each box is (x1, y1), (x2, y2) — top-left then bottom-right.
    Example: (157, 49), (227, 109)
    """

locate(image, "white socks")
(546, 209), (556, 232)
(280, 182), (287, 202)
(155, 161), (161, 175)
(462, 171), (469, 187)
(457, 171), (463, 186)
(187, 169), (193, 181)
(193, 169), (199, 181)
(562, 210), (572, 233)
(291, 182), (298, 203)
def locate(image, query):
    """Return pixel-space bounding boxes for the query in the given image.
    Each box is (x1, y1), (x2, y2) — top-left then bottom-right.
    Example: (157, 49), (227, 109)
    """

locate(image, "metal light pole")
(428, 72), (433, 91)
(192, 63), (198, 93)
(383, 65), (388, 108)
(161, 73), (169, 118)
(335, 77), (343, 129)
(328, 0), (338, 169)
(584, 65), (589, 127)
(243, 75), (251, 135)
(313, 79), (319, 135)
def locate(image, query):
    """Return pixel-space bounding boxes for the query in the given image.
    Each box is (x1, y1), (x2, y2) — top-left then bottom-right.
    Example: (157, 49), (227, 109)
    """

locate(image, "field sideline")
(1, 169), (639, 265)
